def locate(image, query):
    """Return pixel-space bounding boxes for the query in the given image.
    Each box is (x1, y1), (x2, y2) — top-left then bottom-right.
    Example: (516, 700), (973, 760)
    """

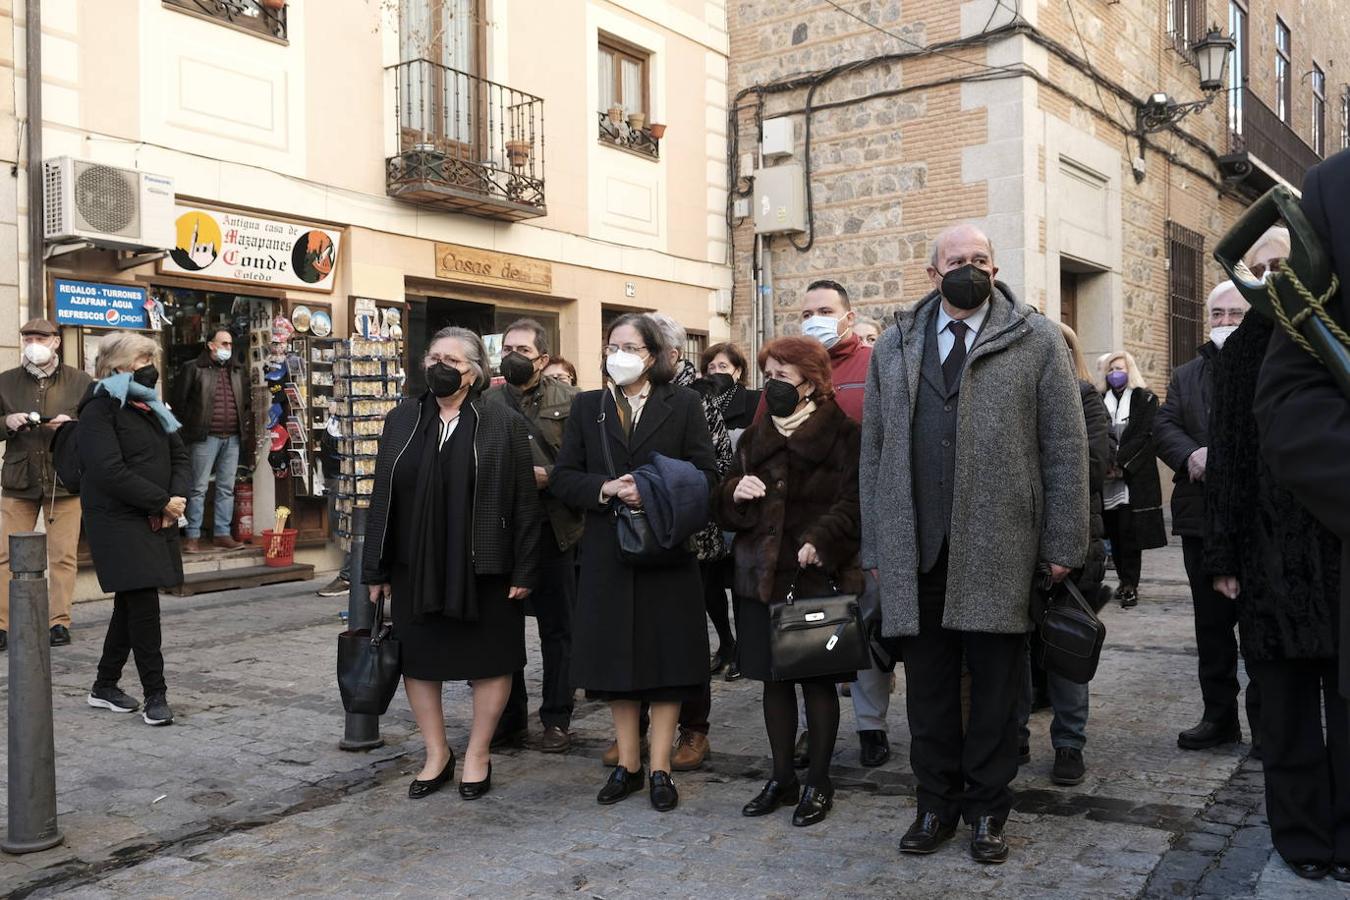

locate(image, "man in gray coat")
(861, 224), (1088, 864)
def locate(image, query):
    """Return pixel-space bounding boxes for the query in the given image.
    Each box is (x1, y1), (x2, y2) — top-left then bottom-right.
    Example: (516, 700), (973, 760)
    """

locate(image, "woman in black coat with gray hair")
(363, 326), (541, 801)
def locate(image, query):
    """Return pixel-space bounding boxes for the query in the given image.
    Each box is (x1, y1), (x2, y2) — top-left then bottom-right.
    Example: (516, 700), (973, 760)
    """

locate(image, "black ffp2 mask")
(132, 364), (159, 390)
(940, 264), (994, 311)
(764, 378), (804, 418)
(499, 352), (537, 387)
(426, 363), (464, 398)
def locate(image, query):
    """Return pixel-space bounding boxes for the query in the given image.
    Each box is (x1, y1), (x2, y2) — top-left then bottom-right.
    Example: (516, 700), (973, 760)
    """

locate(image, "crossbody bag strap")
(597, 389), (618, 479)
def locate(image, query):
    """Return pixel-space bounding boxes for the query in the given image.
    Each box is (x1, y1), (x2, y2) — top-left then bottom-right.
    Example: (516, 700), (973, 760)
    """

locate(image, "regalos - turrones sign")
(160, 206), (342, 293)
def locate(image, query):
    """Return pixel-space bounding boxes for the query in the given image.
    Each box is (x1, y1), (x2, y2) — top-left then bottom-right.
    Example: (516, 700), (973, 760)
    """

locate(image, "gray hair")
(1206, 280), (1240, 311)
(426, 326), (491, 393)
(645, 312), (687, 359)
(96, 331), (160, 378)
(929, 224), (996, 269)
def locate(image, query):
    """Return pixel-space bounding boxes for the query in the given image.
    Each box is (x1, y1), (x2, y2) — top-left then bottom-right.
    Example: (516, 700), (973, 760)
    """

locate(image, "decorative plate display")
(291, 305), (312, 333)
(310, 309), (332, 337)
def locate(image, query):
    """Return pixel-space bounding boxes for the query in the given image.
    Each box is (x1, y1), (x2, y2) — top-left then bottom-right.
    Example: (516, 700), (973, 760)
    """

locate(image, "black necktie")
(943, 320), (969, 389)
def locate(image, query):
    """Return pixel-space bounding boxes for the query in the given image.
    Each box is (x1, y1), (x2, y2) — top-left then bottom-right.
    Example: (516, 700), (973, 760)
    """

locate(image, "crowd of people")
(1, 150), (1347, 879)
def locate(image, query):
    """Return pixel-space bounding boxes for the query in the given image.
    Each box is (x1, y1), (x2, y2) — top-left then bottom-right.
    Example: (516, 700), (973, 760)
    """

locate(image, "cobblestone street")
(1, 541), (1347, 899)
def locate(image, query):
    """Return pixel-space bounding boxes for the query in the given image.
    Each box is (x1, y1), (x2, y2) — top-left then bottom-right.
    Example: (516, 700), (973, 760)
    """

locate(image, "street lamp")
(1193, 27), (1237, 92)
(1136, 25), (1235, 134)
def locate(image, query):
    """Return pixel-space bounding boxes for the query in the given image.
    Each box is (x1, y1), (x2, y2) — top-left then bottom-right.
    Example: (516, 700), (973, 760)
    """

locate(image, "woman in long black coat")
(714, 337), (862, 827)
(1205, 311), (1347, 881)
(80, 331), (190, 727)
(363, 327), (540, 801)
(551, 314), (717, 812)
(1099, 350), (1168, 608)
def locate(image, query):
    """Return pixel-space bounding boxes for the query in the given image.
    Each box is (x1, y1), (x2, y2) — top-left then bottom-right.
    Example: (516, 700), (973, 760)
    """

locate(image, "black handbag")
(769, 569), (872, 681)
(597, 391), (688, 568)
(337, 595), (402, 715)
(1032, 571), (1106, 685)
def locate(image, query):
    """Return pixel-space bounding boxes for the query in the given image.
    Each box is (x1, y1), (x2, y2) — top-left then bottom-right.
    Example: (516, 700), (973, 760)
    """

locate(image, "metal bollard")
(340, 507), (384, 751)
(2, 532), (64, 854)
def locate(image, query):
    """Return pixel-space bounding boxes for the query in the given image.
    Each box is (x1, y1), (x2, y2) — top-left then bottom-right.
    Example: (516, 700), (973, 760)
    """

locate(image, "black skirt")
(390, 567), (524, 681)
(734, 595), (851, 685)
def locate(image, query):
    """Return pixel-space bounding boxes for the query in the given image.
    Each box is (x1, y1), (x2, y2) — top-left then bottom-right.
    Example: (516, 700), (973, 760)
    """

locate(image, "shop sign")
(53, 279), (151, 330)
(160, 206), (342, 293)
(434, 243), (552, 293)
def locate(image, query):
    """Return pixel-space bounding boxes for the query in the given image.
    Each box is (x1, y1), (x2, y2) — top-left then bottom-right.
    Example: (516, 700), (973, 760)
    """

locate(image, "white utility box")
(753, 163), (805, 235)
(761, 117), (795, 159)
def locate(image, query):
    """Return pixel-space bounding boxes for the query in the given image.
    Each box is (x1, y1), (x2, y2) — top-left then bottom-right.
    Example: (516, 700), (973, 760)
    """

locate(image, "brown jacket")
(171, 349), (255, 465)
(715, 399), (863, 605)
(0, 363), (93, 499)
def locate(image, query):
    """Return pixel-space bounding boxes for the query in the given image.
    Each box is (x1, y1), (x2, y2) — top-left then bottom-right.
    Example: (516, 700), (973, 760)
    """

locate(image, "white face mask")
(23, 343), (53, 366)
(214, 346), (232, 363)
(1210, 325), (1238, 349)
(606, 351), (646, 387)
(802, 315), (842, 348)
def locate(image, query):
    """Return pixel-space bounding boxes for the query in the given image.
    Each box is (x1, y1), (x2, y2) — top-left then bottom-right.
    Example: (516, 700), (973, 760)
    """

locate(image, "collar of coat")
(744, 397), (848, 468)
(890, 281), (1032, 377)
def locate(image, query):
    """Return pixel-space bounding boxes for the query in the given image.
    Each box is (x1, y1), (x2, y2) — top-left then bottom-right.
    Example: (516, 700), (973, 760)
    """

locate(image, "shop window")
(163, 0), (287, 43)
(404, 295), (560, 392)
(597, 35), (660, 159)
(684, 331), (708, 363)
(1166, 221), (1206, 371)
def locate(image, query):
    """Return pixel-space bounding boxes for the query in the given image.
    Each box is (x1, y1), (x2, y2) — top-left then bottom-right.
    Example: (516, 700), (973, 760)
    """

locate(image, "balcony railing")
(163, 0), (287, 42)
(1229, 87), (1321, 190)
(597, 111), (661, 159)
(386, 59), (546, 222)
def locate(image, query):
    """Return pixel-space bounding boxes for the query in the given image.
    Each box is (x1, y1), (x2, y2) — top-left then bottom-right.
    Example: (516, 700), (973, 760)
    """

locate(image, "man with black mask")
(483, 318), (582, 752)
(861, 223), (1088, 864)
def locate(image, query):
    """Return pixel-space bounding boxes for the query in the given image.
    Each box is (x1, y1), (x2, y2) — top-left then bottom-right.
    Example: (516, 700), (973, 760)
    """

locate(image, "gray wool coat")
(860, 286), (1089, 637)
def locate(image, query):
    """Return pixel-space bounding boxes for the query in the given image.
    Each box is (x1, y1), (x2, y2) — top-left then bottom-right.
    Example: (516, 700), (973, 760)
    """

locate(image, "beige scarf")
(772, 399), (817, 437)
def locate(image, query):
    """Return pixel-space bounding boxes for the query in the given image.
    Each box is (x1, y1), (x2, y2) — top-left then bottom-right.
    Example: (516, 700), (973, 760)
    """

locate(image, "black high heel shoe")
(408, 752), (456, 799)
(459, 762), (492, 800)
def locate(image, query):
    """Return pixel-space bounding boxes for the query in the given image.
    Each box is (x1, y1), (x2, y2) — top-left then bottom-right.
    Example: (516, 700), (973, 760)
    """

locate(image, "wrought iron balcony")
(163, 0), (287, 42)
(386, 60), (545, 222)
(597, 111), (662, 159)
(1228, 87), (1321, 191)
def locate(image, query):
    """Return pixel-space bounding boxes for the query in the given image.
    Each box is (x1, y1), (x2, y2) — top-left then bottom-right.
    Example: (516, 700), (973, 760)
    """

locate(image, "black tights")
(763, 680), (839, 789)
(701, 558), (734, 651)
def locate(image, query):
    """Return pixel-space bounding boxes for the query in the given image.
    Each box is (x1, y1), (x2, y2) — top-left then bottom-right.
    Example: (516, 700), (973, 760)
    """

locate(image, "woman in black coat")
(1205, 311), (1347, 880)
(363, 327), (541, 801)
(80, 331), (190, 727)
(551, 314), (718, 812)
(1099, 351), (1168, 608)
(714, 337), (862, 827)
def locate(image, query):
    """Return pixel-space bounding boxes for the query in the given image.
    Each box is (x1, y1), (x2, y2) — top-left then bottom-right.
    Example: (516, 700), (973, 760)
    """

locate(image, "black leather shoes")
(970, 816), (1009, 864)
(408, 754), (455, 799)
(791, 785), (833, 827)
(0, 629), (7, 652)
(1177, 718), (1241, 750)
(710, 643), (735, 675)
(597, 766), (645, 805)
(742, 778), (801, 817)
(458, 762), (492, 800)
(793, 731), (810, 769)
(490, 721), (528, 750)
(724, 659), (743, 681)
(899, 811), (957, 854)
(859, 730), (890, 767)
(1117, 585), (1138, 608)
(49, 625), (71, 646)
(1331, 862), (1350, 882)
(1290, 861), (1330, 880)
(649, 770), (678, 812)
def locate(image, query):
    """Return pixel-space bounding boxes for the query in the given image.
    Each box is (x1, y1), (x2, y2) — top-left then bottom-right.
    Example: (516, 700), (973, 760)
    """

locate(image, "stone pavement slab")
(0, 541), (1347, 898)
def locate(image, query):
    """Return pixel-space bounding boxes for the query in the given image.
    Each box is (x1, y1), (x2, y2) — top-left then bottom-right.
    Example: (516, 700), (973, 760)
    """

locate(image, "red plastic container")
(233, 482), (254, 544)
(262, 528), (297, 567)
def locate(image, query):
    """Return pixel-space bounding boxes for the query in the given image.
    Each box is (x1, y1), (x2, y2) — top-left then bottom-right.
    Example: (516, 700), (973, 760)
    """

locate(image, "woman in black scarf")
(363, 327), (541, 801)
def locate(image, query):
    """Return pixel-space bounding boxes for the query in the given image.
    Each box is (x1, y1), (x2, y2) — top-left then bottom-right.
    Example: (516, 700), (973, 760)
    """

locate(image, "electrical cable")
(821, 0), (1022, 75)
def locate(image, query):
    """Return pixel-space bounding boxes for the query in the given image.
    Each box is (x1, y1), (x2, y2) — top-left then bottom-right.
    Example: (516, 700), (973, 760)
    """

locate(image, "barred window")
(1167, 221), (1206, 371)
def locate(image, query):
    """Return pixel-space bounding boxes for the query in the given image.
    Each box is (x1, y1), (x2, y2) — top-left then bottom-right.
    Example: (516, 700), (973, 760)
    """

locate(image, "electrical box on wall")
(753, 163), (806, 235)
(761, 118), (795, 159)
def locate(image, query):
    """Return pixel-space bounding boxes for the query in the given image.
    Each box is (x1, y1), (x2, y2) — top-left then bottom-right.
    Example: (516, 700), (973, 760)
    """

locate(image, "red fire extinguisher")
(233, 480), (254, 544)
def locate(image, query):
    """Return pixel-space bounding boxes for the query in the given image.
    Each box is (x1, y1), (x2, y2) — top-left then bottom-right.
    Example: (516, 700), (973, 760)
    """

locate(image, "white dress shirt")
(935, 301), (989, 362)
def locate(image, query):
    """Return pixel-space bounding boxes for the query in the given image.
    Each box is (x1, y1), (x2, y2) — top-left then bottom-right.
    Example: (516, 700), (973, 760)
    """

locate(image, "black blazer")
(720, 385), (761, 432)
(1156, 347), (1217, 537)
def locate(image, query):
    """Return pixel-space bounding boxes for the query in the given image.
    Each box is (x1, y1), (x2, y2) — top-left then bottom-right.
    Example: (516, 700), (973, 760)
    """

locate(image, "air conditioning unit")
(42, 157), (175, 251)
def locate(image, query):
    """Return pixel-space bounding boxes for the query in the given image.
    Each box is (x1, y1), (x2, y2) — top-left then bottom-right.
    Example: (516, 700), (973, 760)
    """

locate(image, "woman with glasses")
(542, 357), (578, 386)
(551, 314), (718, 812)
(363, 327), (541, 801)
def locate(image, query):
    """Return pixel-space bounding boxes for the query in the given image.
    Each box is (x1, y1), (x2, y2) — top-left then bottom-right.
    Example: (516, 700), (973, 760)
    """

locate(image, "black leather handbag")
(769, 570), (872, 681)
(597, 392), (688, 568)
(1032, 572), (1106, 685)
(337, 595), (402, 715)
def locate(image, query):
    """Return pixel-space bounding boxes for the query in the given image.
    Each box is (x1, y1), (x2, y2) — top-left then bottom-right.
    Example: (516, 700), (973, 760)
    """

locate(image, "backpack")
(49, 420), (83, 494)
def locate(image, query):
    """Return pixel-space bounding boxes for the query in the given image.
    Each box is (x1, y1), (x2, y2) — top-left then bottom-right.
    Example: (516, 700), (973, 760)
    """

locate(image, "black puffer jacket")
(1205, 314), (1340, 662)
(362, 392), (541, 589)
(1155, 343), (1218, 537)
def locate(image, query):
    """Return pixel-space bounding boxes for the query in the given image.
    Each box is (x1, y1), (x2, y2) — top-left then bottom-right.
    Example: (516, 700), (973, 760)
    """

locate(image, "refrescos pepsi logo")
(104, 308), (120, 324)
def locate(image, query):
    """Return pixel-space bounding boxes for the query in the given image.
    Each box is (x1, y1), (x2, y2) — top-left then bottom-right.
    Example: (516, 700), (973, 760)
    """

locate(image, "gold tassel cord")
(1266, 267), (1346, 360)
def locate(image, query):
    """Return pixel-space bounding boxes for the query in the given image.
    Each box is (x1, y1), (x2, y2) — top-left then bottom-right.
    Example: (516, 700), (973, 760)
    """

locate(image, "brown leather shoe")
(671, 729), (710, 771)
(601, 737), (647, 766)
(182, 538), (206, 554)
(539, 725), (571, 753)
(213, 535), (245, 550)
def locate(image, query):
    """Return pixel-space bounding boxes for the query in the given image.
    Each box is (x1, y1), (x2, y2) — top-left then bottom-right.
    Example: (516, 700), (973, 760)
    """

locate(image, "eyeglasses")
(424, 354), (463, 366)
(603, 344), (648, 356)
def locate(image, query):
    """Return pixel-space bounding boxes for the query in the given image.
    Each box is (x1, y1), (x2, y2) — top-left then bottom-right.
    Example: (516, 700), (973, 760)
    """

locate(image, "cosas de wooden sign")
(434, 242), (552, 293)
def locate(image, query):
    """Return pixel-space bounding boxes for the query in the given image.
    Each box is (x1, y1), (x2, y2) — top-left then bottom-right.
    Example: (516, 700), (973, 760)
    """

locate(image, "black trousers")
(95, 588), (166, 697)
(1182, 536), (1261, 727)
(503, 533), (576, 730)
(1103, 508), (1142, 588)
(900, 558), (1024, 826)
(1249, 659), (1350, 865)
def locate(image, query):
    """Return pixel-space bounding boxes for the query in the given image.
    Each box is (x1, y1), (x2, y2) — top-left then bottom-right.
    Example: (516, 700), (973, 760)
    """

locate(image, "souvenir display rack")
(332, 336), (404, 549)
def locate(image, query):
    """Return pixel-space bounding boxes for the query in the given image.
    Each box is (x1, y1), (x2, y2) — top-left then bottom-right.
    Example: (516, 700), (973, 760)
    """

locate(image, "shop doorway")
(406, 294), (560, 394)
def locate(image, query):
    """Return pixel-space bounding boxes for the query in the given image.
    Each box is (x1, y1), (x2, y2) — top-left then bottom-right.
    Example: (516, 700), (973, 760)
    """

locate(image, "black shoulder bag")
(769, 568), (871, 681)
(1031, 567), (1106, 685)
(336, 595), (402, 715)
(597, 390), (687, 567)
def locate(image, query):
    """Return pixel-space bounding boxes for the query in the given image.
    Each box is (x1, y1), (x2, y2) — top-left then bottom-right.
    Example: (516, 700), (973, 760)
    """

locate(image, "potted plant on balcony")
(607, 105), (625, 126)
(505, 139), (532, 168)
(647, 122), (667, 140)
(259, 0), (285, 11)
(627, 111), (646, 131)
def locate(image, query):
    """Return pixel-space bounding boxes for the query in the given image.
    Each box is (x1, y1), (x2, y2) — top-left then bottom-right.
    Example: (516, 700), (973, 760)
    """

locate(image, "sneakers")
(316, 577), (351, 598)
(142, 693), (174, 726)
(50, 624), (72, 646)
(1051, 747), (1086, 785)
(88, 684), (141, 713)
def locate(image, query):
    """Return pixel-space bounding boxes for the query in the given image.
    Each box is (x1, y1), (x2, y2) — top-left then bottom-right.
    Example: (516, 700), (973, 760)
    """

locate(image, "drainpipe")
(26, 0), (43, 320)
